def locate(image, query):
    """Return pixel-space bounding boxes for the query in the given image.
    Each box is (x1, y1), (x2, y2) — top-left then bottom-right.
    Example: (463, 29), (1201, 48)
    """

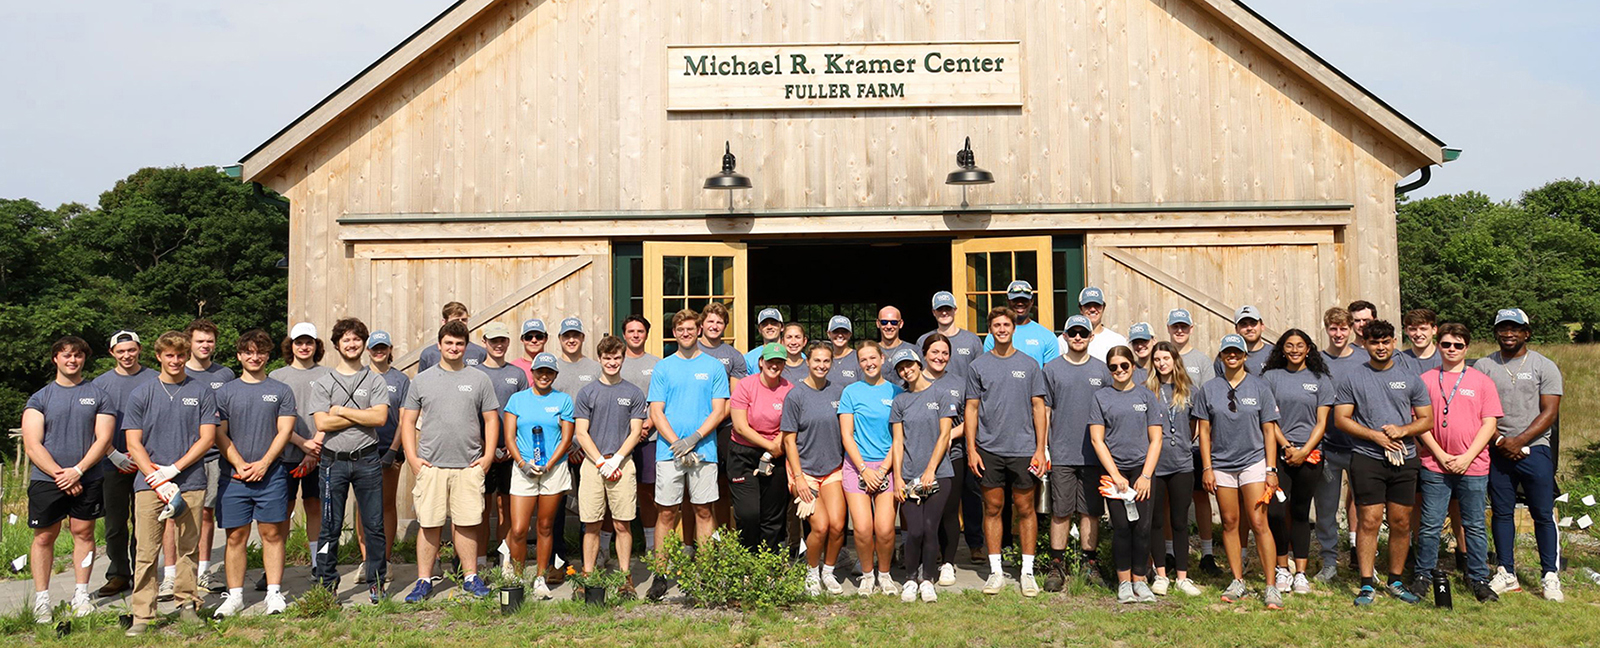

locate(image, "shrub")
(646, 528), (805, 610)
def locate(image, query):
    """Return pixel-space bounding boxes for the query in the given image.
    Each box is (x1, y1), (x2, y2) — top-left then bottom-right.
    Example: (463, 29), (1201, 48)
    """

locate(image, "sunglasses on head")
(1438, 340), (1466, 350)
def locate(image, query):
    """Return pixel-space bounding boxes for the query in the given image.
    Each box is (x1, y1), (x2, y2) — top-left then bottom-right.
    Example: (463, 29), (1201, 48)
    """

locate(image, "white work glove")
(494, 447), (510, 461)
(599, 455), (622, 480)
(155, 482), (181, 503)
(145, 464), (180, 488)
(108, 450), (137, 474)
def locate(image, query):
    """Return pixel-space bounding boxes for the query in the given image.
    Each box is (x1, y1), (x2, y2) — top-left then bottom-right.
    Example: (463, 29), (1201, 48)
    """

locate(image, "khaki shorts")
(578, 458), (638, 523)
(655, 459), (719, 507)
(509, 460), (572, 498)
(412, 465), (486, 528)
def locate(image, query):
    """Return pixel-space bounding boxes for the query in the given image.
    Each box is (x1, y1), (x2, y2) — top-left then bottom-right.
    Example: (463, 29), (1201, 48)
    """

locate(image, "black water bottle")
(1433, 571), (1452, 609)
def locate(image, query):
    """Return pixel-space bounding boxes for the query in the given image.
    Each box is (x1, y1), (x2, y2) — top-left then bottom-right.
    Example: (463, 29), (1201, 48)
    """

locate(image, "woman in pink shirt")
(1416, 323), (1502, 602)
(729, 343), (795, 553)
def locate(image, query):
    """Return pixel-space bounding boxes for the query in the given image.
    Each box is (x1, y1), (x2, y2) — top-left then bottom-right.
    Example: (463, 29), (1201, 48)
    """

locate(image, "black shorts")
(1049, 464), (1104, 518)
(484, 460), (513, 495)
(1349, 452), (1420, 507)
(976, 447), (1038, 491)
(29, 479), (104, 528)
(286, 465), (321, 501)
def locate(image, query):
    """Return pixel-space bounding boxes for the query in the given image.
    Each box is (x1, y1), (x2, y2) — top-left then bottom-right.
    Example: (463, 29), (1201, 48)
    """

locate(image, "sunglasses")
(1065, 329), (1091, 339)
(1439, 341), (1466, 350)
(521, 333), (547, 342)
(1227, 387), (1238, 413)
(878, 319), (901, 326)
(1108, 362), (1132, 371)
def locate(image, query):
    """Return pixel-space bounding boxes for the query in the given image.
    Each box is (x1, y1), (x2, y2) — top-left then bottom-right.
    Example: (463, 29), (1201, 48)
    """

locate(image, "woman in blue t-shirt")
(838, 341), (903, 596)
(502, 353), (574, 599)
(1089, 346), (1164, 604)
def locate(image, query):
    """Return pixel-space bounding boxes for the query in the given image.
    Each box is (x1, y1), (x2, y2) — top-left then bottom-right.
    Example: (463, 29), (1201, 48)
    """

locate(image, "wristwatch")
(1265, 467), (1278, 474)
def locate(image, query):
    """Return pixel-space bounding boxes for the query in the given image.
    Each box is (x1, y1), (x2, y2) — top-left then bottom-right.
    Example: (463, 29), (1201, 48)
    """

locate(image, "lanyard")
(1436, 369), (1465, 429)
(329, 369), (370, 408)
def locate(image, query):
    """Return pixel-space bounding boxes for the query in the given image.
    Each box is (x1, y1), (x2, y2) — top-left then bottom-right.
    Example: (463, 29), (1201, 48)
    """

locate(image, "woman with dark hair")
(921, 333), (975, 586)
(1089, 346), (1163, 604)
(780, 323), (811, 384)
(890, 346), (956, 602)
(1143, 341), (1201, 596)
(839, 341), (903, 596)
(782, 342), (849, 596)
(1260, 329), (1333, 595)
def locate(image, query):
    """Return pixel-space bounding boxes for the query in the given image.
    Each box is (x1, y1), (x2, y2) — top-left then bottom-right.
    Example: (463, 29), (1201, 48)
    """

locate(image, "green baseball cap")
(760, 342), (786, 362)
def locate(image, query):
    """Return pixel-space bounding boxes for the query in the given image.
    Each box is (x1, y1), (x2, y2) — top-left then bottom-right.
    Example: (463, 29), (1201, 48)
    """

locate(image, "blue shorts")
(217, 462), (291, 528)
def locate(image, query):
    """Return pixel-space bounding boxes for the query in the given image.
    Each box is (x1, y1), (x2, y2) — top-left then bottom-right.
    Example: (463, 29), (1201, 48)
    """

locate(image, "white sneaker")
(1292, 572), (1311, 594)
(1133, 580), (1156, 603)
(533, 577), (551, 599)
(920, 580), (937, 602)
(938, 563), (956, 586)
(1542, 572), (1564, 602)
(1490, 566), (1522, 594)
(1175, 578), (1203, 596)
(264, 591), (287, 615)
(805, 571), (822, 597)
(214, 593), (245, 618)
(1150, 575), (1170, 596)
(158, 576), (176, 601)
(822, 571), (844, 595)
(900, 579), (918, 603)
(33, 595), (50, 624)
(1274, 567), (1293, 593)
(71, 592), (95, 617)
(878, 574), (898, 597)
(857, 575), (876, 597)
(1019, 573), (1040, 598)
(982, 572), (1006, 595)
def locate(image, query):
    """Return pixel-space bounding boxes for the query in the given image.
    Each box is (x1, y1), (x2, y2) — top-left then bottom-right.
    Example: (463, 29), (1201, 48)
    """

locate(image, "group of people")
(20, 282), (1565, 631)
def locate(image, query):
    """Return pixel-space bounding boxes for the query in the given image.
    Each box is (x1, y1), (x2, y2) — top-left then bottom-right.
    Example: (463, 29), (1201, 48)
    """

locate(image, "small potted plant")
(567, 567), (624, 605)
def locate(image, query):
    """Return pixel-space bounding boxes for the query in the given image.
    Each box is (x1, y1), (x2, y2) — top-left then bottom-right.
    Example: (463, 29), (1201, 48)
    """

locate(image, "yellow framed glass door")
(950, 236), (1055, 336)
(643, 241), (748, 356)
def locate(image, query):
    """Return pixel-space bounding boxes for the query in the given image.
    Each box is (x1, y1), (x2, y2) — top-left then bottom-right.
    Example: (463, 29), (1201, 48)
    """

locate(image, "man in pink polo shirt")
(1415, 322), (1502, 603)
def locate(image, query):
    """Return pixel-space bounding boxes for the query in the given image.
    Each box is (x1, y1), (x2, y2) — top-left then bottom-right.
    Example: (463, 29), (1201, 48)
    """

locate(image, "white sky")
(2, 0), (1594, 208)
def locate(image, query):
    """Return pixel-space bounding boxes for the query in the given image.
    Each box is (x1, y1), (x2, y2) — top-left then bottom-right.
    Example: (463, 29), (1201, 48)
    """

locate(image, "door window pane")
(687, 256), (710, 297)
(663, 256), (684, 296)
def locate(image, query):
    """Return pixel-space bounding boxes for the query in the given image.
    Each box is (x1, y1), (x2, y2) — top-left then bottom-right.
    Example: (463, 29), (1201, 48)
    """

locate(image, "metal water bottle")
(1433, 571), (1452, 609)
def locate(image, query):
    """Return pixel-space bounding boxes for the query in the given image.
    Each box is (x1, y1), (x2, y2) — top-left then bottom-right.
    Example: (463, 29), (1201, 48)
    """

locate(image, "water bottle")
(1433, 571), (1452, 609)
(528, 425), (545, 467)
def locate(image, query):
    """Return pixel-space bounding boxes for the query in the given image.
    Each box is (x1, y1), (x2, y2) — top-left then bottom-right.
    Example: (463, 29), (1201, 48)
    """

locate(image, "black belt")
(330, 445), (381, 462)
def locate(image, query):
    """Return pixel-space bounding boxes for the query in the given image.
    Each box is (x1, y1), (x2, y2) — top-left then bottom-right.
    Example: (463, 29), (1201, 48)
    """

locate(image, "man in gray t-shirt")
(307, 320), (394, 591)
(404, 363), (499, 468)
(920, 291), (986, 380)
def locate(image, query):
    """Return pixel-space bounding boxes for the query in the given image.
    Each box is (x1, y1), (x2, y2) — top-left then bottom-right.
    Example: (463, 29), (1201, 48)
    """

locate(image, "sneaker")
(198, 570), (223, 593)
(368, 582), (383, 604)
(858, 575), (876, 597)
(461, 574), (492, 598)
(404, 578), (434, 603)
(645, 576), (669, 601)
(982, 572), (1006, 595)
(214, 593), (245, 618)
(822, 571), (844, 595)
(177, 605), (202, 624)
(70, 592), (94, 617)
(158, 576), (176, 602)
(1292, 572), (1311, 594)
(1315, 564), (1338, 583)
(1199, 554), (1223, 577)
(1354, 584), (1376, 606)
(1470, 579), (1499, 603)
(1541, 572), (1563, 602)
(1274, 567), (1293, 593)
(1020, 573), (1040, 598)
(1385, 579), (1422, 604)
(534, 577), (552, 600)
(1412, 575), (1433, 602)
(1175, 578), (1202, 596)
(1264, 587), (1284, 610)
(938, 563), (956, 586)
(1489, 566), (1522, 594)
(805, 571), (822, 597)
(1221, 579), (1248, 603)
(969, 547), (985, 564)
(920, 580), (937, 602)
(878, 575), (898, 597)
(900, 580), (918, 603)
(1133, 580), (1156, 603)
(255, 573), (268, 592)
(1150, 574), (1169, 596)
(1117, 581), (1136, 604)
(125, 621), (149, 636)
(264, 591), (288, 614)
(1043, 559), (1066, 592)
(32, 596), (50, 624)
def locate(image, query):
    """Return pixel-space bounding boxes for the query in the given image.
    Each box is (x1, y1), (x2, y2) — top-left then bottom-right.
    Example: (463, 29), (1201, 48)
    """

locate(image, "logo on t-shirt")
(78, 397), (97, 406)
(1024, 339), (1039, 347)
(543, 406), (560, 414)
(458, 385), (474, 392)
(1460, 388), (1477, 397)
(1302, 383), (1319, 393)
(1010, 371), (1027, 379)
(580, 375), (595, 382)
(1238, 397), (1259, 406)
(209, 382), (224, 390)
(842, 370), (857, 378)
(692, 373), (709, 381)
(1133, 403), (1149, 412)
(617, 398), (634, 406)
(355, 388), (370, 397)
(1515, 373), (1533, 380)
(830, 401), (840, 408)
(262, 394), (279, 403)
(466, 359), (480, 366)
(502, 378), (518, 386)
(926, 402), (941, 411)
(1388, 381), (1408, 390)
(386, 385), (398, 393)
(957, 348), (971, 356)
(181, 397), (200, 407)
(880, 398), (893, 406)
(771, 403), (782, 411)
(718, 358), (730, 366)
(1089, 378), (1104, 386)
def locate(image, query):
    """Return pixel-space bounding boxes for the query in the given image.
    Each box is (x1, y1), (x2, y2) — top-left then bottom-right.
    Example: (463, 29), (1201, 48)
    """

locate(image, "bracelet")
(1137, 474), (1151, 481)
(71, 466), (84, 477)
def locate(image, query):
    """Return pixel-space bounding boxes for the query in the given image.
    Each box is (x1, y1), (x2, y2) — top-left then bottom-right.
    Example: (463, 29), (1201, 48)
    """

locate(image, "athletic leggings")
(1148, 471), (1195, 572)
(904, 477), (953, 581)
(937, 457), (978, 563)
(1268, 460), (1322, 561)
(1106, 468), (1154, 576)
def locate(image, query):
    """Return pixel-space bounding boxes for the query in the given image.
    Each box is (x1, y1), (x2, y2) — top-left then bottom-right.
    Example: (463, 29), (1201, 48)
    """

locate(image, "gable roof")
(237, 0), (1448, 183)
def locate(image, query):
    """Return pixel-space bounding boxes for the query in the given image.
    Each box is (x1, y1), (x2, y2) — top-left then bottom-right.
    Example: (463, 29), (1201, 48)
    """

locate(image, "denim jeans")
(314, 451), (388, 587)
(1416, 469), (1489, 584)
(1488, 445), (1560, 575)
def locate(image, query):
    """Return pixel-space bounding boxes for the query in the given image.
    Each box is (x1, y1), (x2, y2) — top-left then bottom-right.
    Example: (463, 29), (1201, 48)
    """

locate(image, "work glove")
(145, 464), (179, 488)
(599, 455), (622, 480)
(108, 450), (137, 474)
(669, 434), (699, 459)
(155, 482), (181, 504)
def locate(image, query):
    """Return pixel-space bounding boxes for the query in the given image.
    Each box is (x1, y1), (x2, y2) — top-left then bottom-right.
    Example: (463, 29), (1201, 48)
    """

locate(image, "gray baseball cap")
(1063, 315), (1092, 334)
(531, 352), (559, 372)
(559, 317), (584, 335)
(1219, 334), (1248, 353)
(1167, 309), (1194, 327)
(1233, 305), (1262, 324)
(757, 308), (783, 325)
(931, 291), (957, 310)
(889, 346), (923, 369)
(827, 315), (852, 333)
(1493, 308), (1530, 327)
(1078, 286), (1106, 306)
(366, 330), (392, 349)
(1128, 322), (1154, 342)
(1005, 280), (1035, 300)
(520, 318), (547, 336)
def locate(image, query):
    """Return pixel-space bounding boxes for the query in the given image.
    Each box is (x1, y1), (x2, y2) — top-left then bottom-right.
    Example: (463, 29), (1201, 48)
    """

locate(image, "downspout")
(1395, 166), (1431, 195)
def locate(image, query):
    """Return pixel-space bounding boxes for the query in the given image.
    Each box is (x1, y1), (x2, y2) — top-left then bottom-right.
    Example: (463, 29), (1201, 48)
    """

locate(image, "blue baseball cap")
(1128, 322), (1154, 342)
(559, 317), (584, 335)
(1063, 315), (1092, 333)
(757, 308), (783, 325)
(827, 315), (852, 333)
(520, 318), (547, 337)
(1493, 308), (1530, 327)
(931, 291), (957, 310)
(1219, 334), (1248, 353)
(890, 346), (923, 368)
(1005, 280), (1034, 300)
(1078, 286), (1105, 306)
(531, 352), (559, 372)
(366, 330), (392, 349)
(1167, 309), (1194, 327)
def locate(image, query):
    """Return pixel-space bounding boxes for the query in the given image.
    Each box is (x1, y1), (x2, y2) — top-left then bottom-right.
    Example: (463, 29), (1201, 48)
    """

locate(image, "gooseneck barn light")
(704, 141), (752, 213)
(945, 136), (995, 208)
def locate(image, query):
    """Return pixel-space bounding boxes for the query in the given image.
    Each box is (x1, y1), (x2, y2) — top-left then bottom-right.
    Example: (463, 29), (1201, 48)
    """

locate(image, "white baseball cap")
(289, 322), (318, 340)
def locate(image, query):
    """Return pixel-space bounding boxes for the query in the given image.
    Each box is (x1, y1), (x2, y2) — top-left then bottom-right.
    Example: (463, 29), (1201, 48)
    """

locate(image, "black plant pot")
(500, 585), (525, 614)
(584, 586), (608, 605)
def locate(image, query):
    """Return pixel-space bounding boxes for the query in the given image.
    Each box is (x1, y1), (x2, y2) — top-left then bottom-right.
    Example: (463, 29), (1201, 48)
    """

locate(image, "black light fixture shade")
(704, 141), (752, 190)
(945, 137), (995, 185)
